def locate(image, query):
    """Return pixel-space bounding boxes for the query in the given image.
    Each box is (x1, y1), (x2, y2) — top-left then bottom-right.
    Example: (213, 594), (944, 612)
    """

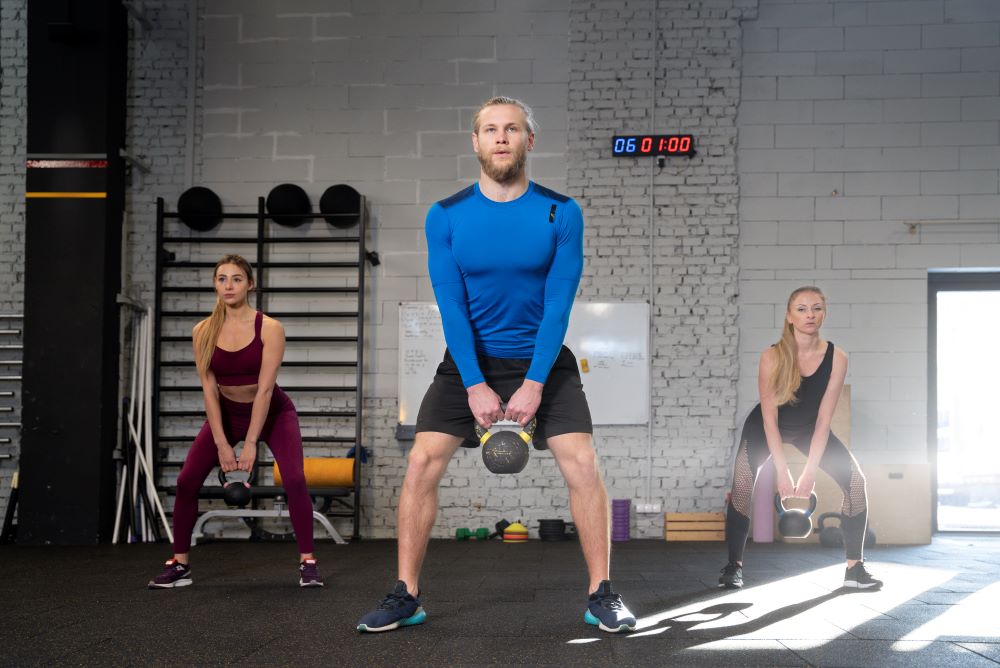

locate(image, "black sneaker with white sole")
(718, 561), (743, 589)
(844, 561), (882, 590)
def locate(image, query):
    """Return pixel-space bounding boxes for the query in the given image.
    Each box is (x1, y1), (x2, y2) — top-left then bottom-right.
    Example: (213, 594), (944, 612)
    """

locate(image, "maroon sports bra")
(210, 311), (264, 386)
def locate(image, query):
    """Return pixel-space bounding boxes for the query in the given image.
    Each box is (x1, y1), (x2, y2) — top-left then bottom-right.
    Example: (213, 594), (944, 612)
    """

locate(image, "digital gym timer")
(612, 134), (695, 158)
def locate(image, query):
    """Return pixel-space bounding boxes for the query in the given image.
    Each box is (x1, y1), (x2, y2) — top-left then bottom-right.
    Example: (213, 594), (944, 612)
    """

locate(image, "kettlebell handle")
(216, 441), (259, 486)
(816, 511), (842, 531)
(474, 414), (537, 445)
(773, 492), (818, 517)
(218, 463), (258, 487)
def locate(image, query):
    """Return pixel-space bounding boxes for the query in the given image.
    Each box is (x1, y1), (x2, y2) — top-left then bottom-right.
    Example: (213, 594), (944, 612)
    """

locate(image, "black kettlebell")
(476, 419), (536, 475)
(774, 492), (818, 538)
(489, 519), (511, 539)
(218, 465), (257, 507)
(817, 512), (844, 547)
(817, 511), (878, 547)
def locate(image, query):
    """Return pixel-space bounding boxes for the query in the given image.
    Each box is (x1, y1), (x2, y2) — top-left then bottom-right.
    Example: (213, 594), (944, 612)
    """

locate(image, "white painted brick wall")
(0, 0), (26, 525)
(569, 0), (756, 538)
(122, 0), (576, 540)
(125, 0), (197, 308)
(11, 0), (992, 544)
(738, 0), (1000, 467)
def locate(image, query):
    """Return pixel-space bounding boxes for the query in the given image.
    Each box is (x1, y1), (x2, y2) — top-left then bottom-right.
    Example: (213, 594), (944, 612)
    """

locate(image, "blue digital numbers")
(611, 134), (695, 158)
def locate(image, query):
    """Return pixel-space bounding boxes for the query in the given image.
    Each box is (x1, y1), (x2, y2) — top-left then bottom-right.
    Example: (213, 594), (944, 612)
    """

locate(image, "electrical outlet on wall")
(635, 501), (662, 514)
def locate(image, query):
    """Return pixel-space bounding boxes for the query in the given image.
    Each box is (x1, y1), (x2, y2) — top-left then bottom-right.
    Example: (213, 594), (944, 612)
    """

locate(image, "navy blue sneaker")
(356, 581), (427, 632)
(584, 580), (636, 633)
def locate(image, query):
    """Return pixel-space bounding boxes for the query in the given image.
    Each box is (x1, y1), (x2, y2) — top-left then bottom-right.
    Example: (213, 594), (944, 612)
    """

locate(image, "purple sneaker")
(299, 558), (324, 588)
(148, 558), (192, 589)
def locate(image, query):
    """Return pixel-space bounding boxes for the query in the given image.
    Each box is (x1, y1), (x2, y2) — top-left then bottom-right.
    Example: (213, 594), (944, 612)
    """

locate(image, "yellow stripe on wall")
(25, 192), (107, 199)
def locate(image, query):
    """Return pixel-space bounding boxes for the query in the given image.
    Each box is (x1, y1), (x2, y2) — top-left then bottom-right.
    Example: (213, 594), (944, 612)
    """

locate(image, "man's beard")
(477, 144), (527, 183)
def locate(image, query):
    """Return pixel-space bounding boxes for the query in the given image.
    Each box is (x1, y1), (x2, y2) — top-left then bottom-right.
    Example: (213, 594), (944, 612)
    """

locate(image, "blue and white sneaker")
(584, 580), (636, 633)
(356, 581), (427, 632)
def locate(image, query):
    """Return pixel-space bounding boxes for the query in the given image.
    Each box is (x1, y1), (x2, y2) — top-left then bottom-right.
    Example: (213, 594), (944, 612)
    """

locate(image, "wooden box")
(776, 385), (931, 545)
(665, 511), (725, 541)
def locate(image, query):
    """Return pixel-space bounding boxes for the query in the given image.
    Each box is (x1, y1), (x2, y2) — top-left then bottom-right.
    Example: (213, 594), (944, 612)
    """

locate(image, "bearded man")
(357, 96), (636, 634)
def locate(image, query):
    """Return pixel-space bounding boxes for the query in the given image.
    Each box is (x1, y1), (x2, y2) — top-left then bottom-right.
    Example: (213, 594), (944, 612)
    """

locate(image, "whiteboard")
(398, 301), (649, 425)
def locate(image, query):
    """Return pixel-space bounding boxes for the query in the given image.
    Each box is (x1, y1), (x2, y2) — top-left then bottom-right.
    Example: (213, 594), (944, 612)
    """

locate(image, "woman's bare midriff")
(219, 383), (258, 404)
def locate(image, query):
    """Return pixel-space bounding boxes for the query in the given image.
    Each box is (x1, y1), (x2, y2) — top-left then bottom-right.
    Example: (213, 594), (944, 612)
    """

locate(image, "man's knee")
(406, 433), (460, 480)
(554, 438), (600, 483)
(407, 447), (440, 474)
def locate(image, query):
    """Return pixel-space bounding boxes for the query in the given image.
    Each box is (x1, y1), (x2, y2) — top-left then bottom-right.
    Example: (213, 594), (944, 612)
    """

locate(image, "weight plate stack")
(538, 518), (567, 541)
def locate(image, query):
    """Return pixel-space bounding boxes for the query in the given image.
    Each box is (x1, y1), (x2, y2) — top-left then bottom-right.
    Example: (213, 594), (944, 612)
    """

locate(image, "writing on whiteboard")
(398, 302), (648, 425)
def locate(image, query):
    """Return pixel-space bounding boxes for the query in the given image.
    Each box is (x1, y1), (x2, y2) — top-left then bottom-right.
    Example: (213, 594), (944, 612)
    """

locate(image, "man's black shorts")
(415, 345), (593, 449)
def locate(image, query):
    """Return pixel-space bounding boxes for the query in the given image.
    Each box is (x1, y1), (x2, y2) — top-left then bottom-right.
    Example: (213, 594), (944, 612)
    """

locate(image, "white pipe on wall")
(184, 0), (197, 188)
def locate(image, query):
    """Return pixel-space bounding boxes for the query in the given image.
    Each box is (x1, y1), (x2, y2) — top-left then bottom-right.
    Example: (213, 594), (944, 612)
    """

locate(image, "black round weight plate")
(320, 183), (361, 228)
(267, 183), (311, 227)
(178, 186), (223, 232)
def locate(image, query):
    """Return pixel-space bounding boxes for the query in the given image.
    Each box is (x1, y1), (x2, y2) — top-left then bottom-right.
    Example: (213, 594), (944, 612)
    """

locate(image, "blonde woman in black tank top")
(718, 287), (882, 591)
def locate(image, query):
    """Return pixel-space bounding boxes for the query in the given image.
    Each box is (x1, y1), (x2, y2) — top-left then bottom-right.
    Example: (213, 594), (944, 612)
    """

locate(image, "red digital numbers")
(612, 134), (695, 157)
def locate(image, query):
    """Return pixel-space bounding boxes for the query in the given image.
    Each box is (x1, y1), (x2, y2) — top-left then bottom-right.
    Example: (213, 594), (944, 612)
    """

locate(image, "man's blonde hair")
(472, 96), (538, 134)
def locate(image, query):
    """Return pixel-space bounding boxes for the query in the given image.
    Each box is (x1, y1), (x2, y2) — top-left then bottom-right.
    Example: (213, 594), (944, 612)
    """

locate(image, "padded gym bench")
(182, 457), (358, 546)
(189, 485), (350, 546)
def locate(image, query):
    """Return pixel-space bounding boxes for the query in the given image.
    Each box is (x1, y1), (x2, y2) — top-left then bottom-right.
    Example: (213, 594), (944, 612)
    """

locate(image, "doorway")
(929, 271), (1000, 532)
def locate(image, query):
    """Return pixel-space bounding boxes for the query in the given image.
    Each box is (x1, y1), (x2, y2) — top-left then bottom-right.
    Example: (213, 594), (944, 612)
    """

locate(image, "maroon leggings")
(171, 387), (314, 554)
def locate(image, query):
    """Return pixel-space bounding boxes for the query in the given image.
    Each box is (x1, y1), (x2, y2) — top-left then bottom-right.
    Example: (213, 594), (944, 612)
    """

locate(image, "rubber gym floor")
(1, 535), (998, 667)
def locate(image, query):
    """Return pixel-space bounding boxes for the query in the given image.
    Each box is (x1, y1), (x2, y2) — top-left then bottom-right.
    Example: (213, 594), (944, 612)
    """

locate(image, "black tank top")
(777, 342), (834, 434)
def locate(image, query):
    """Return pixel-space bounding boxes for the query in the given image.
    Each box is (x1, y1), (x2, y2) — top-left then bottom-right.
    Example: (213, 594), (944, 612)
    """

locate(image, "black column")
(19, 1), (127, 544)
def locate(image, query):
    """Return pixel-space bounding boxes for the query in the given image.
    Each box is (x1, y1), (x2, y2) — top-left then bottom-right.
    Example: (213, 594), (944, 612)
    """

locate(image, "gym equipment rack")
(0, 314), (22, 543)
(153, 196), (368, 540)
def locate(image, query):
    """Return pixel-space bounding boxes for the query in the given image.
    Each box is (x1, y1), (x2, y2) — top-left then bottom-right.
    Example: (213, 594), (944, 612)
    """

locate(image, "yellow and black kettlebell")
(475, 418), (536, 475)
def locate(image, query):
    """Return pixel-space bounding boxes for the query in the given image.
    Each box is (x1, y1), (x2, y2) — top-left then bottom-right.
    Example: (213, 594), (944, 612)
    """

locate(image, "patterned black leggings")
(726, 406), (869, 562)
